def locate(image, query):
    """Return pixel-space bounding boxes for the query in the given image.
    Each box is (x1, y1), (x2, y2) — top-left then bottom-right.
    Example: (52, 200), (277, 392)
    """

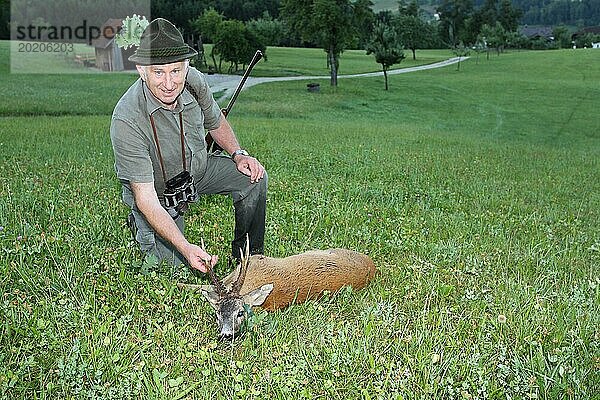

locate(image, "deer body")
(224, 249), (376, 310)
(179, 248), (376, 338)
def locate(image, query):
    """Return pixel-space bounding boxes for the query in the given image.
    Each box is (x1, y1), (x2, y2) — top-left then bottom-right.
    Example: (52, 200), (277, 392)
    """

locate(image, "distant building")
(571, 26), (600, 41)
(91, 19), (136, 72)
(571, 26), (600, 48)
(519, 26), (554, 41)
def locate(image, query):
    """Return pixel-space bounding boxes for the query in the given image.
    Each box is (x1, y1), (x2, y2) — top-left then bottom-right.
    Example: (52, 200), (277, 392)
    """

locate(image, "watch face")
(233, 150), (249, 159)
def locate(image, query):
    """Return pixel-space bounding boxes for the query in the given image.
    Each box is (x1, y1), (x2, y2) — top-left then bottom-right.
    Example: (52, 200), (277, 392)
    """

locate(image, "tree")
(395, 2), (434, 60)
(466, 0), (496, 39)
(213, 20), (266, 73)
(497, 0), (522, 32)
(398, 0), (420, 17)
(452, 41), (470, 71)
(480, 22), (507, 55)
(281, 0), (374, 86)
(365, 21), (405, 90)
(437, 0), (475, 46)
(151, 0), (211, 35)
(505, 30), (527, 50)
(352, 0), (377, 48)
(246, 12), (286, 46)
(479, 0), (499, 27)
(215, 0), (280, 21)
(190, 8), (224, 44)
(553, 25), (571, 49)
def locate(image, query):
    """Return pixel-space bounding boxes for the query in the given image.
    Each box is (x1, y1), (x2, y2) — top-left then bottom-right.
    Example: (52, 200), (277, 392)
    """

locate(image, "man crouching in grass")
(109, 18), (267, 272)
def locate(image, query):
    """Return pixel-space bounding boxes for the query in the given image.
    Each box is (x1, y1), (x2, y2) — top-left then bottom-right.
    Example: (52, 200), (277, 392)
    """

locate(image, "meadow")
(0, 42), (598, 399)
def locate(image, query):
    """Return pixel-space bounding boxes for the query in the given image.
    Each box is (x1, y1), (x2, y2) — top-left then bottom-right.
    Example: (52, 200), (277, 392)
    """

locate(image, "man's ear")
(242, 284), (273, 307)
(200, 287), (220, 310)
(135, 65), (146, 81)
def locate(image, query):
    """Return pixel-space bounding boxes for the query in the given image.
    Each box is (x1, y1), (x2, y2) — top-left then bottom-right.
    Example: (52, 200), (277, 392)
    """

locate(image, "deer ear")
(242, 284), (273, 307)
(200, 287), (220, 310)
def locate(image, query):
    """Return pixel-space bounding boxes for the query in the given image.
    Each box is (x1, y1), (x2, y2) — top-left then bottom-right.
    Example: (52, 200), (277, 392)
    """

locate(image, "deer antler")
(230, 235), (251, 296)
(201, 239), (226, 296)
(206, 261), (226, 296)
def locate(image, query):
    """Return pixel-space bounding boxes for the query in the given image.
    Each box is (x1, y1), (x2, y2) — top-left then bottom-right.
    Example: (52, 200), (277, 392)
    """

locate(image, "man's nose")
(164, 74), (175, 89)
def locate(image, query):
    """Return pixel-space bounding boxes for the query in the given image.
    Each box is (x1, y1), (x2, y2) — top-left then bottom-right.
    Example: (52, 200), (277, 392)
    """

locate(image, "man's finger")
(193, 260), (208, 273)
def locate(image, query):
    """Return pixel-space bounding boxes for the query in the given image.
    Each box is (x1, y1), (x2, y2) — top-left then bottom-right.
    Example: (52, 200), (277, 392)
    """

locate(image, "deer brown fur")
(233, 249), (376, 310)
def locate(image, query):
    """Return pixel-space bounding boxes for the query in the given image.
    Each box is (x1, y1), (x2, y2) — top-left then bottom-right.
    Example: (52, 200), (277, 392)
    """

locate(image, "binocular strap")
(149, 111), (187, 184)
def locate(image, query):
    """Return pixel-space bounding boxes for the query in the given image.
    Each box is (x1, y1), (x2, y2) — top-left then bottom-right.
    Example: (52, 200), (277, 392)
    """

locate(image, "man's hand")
(182, 243), (218, 272)
(234, 155), (266, 184)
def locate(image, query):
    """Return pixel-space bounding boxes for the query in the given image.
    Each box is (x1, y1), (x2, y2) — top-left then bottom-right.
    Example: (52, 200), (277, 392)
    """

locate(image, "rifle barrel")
(223, 50), (263, 116)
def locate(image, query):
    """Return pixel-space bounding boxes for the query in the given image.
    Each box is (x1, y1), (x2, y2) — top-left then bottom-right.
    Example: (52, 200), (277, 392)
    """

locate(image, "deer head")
(200, 242), (273, 339)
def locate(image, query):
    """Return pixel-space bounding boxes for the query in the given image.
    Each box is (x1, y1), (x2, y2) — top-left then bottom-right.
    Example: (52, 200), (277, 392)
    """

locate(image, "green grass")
(0, 46), (598, 399)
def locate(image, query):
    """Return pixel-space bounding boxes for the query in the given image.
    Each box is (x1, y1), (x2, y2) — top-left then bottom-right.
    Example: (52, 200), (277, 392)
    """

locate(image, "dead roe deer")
(178, 246), (376, 339)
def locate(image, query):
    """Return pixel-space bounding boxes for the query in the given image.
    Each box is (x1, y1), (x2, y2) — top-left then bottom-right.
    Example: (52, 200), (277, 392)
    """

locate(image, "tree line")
(513, 0), (600, 27)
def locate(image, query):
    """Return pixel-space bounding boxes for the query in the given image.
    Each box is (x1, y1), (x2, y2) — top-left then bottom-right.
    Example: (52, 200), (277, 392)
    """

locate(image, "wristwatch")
(231, 149), (249, 160)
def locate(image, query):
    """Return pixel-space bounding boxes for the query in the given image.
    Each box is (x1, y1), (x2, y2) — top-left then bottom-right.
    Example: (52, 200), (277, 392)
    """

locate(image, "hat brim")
(128, 46), (198, 66)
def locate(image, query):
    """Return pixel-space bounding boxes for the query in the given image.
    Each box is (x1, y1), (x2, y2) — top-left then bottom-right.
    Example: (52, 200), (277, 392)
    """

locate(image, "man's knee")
(233, 171), (268, 204)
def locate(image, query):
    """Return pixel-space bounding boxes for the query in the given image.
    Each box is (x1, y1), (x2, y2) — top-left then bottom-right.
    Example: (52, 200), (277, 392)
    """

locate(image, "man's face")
(137, 61), (188, 107)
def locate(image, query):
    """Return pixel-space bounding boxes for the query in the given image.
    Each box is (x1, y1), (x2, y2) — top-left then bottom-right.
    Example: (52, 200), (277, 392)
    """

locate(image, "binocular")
(163, 170), (197, 218)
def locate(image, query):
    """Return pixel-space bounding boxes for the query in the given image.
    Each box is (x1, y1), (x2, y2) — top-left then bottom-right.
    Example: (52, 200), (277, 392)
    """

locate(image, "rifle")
(205, 50), (264, 153)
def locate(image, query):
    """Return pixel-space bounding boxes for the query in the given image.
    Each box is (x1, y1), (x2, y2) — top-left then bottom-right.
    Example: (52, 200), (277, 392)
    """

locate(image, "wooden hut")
(92, 19), (136, 72)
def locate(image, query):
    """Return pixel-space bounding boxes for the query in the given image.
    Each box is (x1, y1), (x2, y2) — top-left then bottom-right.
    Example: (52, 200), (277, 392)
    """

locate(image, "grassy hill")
(0, 46), (598, 398)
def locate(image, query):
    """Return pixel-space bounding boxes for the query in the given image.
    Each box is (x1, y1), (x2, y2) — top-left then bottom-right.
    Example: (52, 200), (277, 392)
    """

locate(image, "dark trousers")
(125, 153), (267, 265)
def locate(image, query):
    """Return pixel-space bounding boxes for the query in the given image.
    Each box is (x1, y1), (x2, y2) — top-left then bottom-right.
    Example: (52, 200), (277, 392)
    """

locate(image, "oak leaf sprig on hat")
(115, 14), (149, 49)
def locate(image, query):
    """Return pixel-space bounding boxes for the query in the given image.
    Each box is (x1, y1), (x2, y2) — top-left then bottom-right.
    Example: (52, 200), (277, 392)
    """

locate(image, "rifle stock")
(205, 50), (264, 153)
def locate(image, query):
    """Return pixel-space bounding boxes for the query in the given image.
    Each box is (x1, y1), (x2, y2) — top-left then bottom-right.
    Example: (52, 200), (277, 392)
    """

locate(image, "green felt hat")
(129, 18), (197, 65)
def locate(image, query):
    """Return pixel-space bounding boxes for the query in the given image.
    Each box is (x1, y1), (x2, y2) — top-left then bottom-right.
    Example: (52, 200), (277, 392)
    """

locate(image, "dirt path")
(205, 57), (468, 98)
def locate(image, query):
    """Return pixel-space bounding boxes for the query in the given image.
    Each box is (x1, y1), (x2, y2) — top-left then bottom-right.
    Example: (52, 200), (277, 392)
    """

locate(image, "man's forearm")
(209, 114), (241, 155)
(131, 183), (190, 255)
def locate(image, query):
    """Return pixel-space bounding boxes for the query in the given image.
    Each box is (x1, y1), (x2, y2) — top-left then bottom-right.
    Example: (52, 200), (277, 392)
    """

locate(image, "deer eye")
(237, 310), (245, 318)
